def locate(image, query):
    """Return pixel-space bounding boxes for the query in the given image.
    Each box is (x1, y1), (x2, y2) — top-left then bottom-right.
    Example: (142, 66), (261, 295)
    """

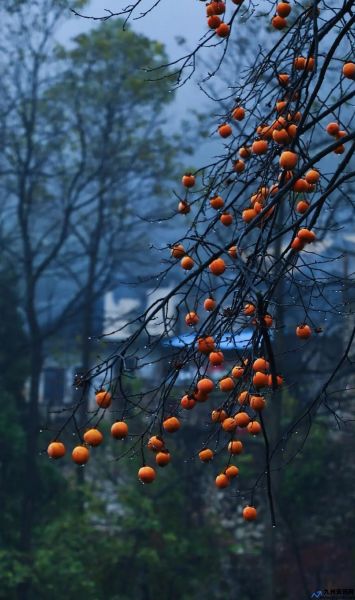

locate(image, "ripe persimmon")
(252, 358), (269, 372)
(233, 159), (245, 173)
(276, 1), (291, 17)
(298, 228), (316, 243)
(250, 395), (266, 411)
(163, 416), (181, 433)
(209, 350), (224, 366)
(247, 421), (262, 435)
(216, 22), (230, 38)
(243, 302), (256, 316)
(293, 178), (309, 193)
(296, 324), (312, 339)
(182, 174), (195, 188)
(147, 435), (165, 451)
(296, 200), (310, 214)
(239, 146), (251, 159)
(242, 208), (257, 223)
(228, 440), (243, 454)
(278, 73), (289, 86)
(185, 311), (199, 326)
(243, 506), (257, 521)
(204, 297), (217, 311)
(47, 441), (66, 459)
(156, 451), (171, 467)
(171, 244), (185, 259)
(215, 473), (230, 488)
(199, 448), (214, 462)
(272, 15), (287, 29)
(219, 377), (234, 392)
(291, 237), (305, 251)
(178, 200), (190, 214)
(237, 391), (250, 405)
(209, 258), (226, 275)
(95, 390), (112, 409)
(220, 213), (233, 226)
(83, 429), (103, 447)
(222, 417), (237, 432)
(228, 245), (238, 258)
(197, 336), (216, 354)
(234, 412), (251, 427)
(138, 466), (156, 483)
(232, 365), (244, 379)
(218, 123), (232, 138)
(111, 421), (129, 439)
(208, 15), (221, 29)
(232, 106), (245, 121)
(181, 256), (194, 270)
(210, 194), (224, 209)
(197, 378), (214, 393)
(211, 409), (227, 423)
(180, 395), (196, 410)
(225, 465), (239, 478)
(343, 62), (355, 79)
(72, 445), (90, 465)
(280, 150), (298, 169)
(326, 122), (340, 136)
(305, 169), (320, 184)
(252, 372), (269, 388)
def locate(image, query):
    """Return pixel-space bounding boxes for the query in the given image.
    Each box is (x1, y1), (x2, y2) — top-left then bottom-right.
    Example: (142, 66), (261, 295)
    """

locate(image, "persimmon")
(197, 336), (216, 354)
(197, 378), (214, 393)
(326, 122), (340, 136)
(111, 421), (129, 439)
(83, 428), (103, 447)
(228, 245), (238, 258)
(232, 106), (245, 121)
(250, 395), (266, 411)
(263, 314), (273, 328)
(252, 371), (269, 388)
(243, 302), (256, 316)
(180, 394), (196, 410)
(242, 208), (257, 223)
(156, 451), (171, 467)
(247, 421), (262, 435)
(296, 200), (310, 214)
(163, 416), (181, 433)
(268, 374), (284, 387)
(243, 506), (257, 521)
(276, 100), (287, 112)
(185, 311), (199, 326)
(215, 473), (230, 488)
(296, 324), (312, 339)
(206, 2), (216, 16)
(218, 123), (232, 137)
(95, 390), (112, 409)
(228, 440), (243, 454)
(234, 412), (251, 427)
(222, 417), (237, 432)
(294, 56), (306, 70)
(232, 365), (244, 379)
(287, 123), (298, 138)
(199, 448), (214, 462)
(209, 350), (224, 365)
(334, 143), (345, 154)
(305, 169), (320, 184)
(280, 150), (298, 169)
(211, 409), (227, 423)
(204, 297), (217, 311)
(213, 1), (226, 14)
(194, 389), (209, 403)
(252, 358), (269, 372)
(272, 15), (287, 29)
(238, 391), (250, 405)
(47, 441), (66, 459)
(278, 73), (289, 86)
(181, 256), (194, 270)
(178, 200), (190, 214)
(171, 243), (185, 259)
(210, 194), (224, 209)
(272, 128), (289, 144)
(343, 62), (355, 79)
(298, 228), (316, 243)
(216, 23), (230, 38)
(138, 466), (156, 483)
(252, 139), (268, 154)
(239, 146), (251, 159)
(219, 377), (234, 392)
(209, 258), (226, 275)
(220, 212), (233, 226)
(72, 445), (90, 465)
(181, 173), (195, 188)
(147, 435), (165, 451)
(291, 236), (305, 251)
(233, 159), (245, 173)
(225, 465), (239, 478)
(277, 1), (291, 17)
(208, 15), (221, 29)
(293, 178), (308, 193)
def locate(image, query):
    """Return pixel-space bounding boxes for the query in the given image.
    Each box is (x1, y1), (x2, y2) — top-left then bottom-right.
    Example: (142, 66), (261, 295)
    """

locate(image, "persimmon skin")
(210, 195), (224, 209)
(138, 466), (156, 483)
(296, 200), (310, 214)
(250, 395), (266, 411)
(326, 122), (340, 136)
(279, 150), (298, 170)
(225, 465), (239, 479)
(171, 244), (185, 259)
(234, 412), (251, 428)
(211, 409), (227, 423)
(222, 417), (237, 432)
(220, 213), (233, 226)
(232, 106), (245, 121)
(180, 395), (196, 410)
(95, 390), (112, 409)
(199, 448), (214, 462)
(182, 174), (195, 188)
(252, 372), (269, 388)
(197, 378), (214, 394)
(247, 421), (262, 435)
(219, 377), (235, 392)
(243, 506), (257, 521)
(252, 140), (268, 155)
(343, 62), (355, 79)
(111, 421), (129, 439)
(209, 258), (226, 276)
(232, 365), (244, 379)
(215, 473), (230, 488)
(207, 15), (221, 29)
(72, 446), (90, 465)
(276, 2), (291, 17)
(298, 228), (316, 243)
(252, 358), (269, 373)
(233, 159), (245, 173)
(163, 417), (181, 433)
(147, 435), (165, 451)
(156, 451), (171, 467)
(218, 123), (232, 138)
(83, 429), (103, 447)
(47, 441), (66, 459)
(204, 297), (217, 311)
(181, 256), (194, 270)
(216, 23), (230, 38)
(228, 440), (243, 454)
(296, 324), (312, 339)
(209, 350), (224, 366)
(272, 15), (287, 29)
(185, 311), (199, 326)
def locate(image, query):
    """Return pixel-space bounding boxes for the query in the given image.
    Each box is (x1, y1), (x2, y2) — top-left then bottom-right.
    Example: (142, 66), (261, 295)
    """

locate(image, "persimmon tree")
(53, 0), (354, 566)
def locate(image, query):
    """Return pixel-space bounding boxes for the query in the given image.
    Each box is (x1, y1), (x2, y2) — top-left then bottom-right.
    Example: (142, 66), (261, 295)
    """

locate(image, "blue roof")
(162, 330), (254, 350)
